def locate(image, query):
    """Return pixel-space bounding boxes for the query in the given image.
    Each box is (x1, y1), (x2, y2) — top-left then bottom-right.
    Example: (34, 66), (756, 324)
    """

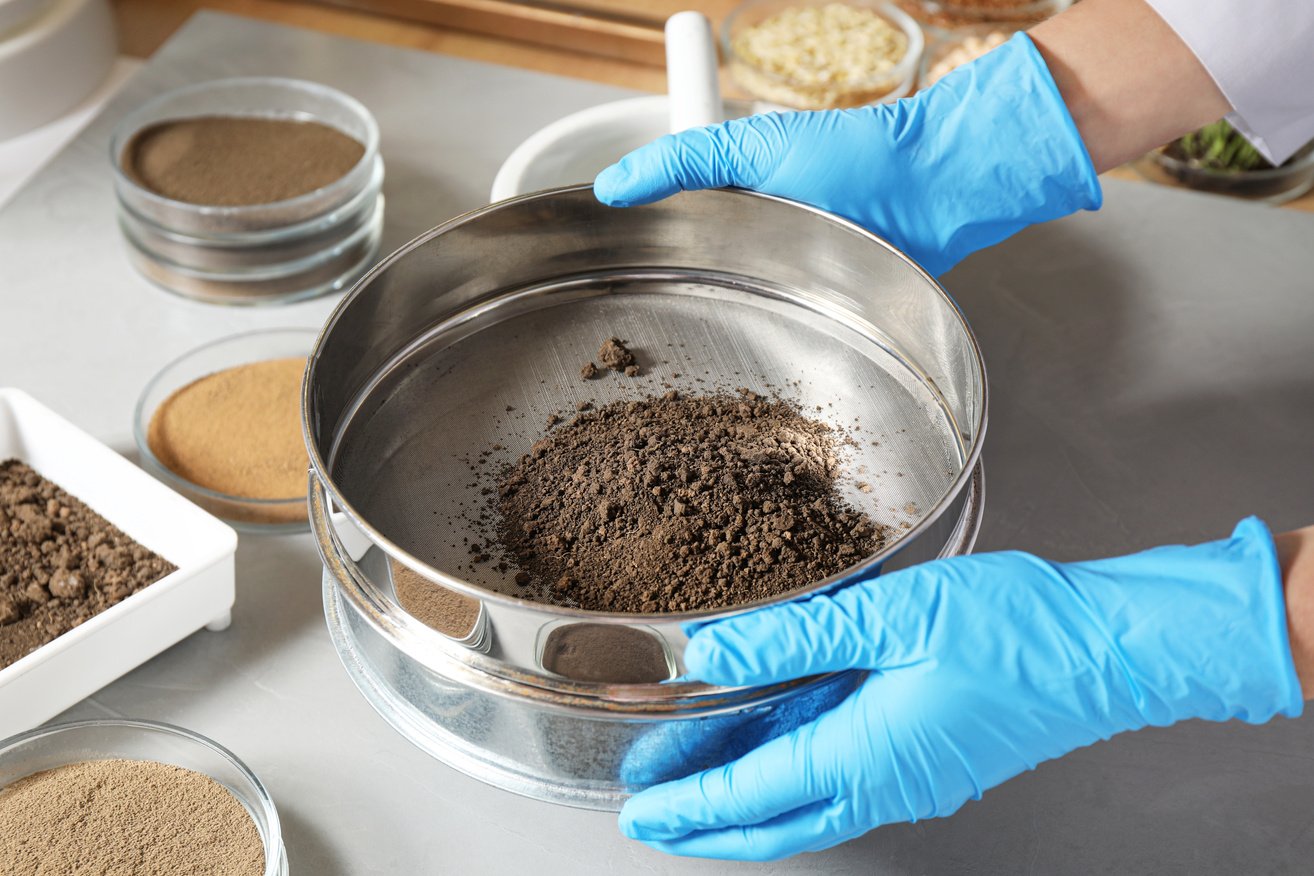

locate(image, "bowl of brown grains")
(896, 0), (1069, 31)
(0, 719), (286, 876)
(110, 77), (384, 305)
(134, 329), (315, 533)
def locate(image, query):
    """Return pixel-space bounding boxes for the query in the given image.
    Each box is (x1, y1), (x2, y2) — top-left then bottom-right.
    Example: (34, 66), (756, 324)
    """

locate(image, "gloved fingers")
(620, 689), (876, 843)
(594, 115), (787, 207)
(619, 698), (853, 841)
(635, 798), (855, 862)
(684, 580), (900, 685)
(593, 129), (732, 207)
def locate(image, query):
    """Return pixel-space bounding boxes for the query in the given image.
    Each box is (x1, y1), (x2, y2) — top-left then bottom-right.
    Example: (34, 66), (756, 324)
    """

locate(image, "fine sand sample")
(495, 390), (887, 613)
(0, 460), (176, 670)
(0, 759), (264, 876)
(391, 560), (481, 639)
(124, 116), (365, 207)
(541, 623), (672, 683)
(147, 357), (308, 524)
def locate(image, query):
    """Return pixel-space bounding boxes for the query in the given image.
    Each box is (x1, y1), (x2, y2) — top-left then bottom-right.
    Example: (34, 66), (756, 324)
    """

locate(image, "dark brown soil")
(494, 391), (886, 613)
(0, 460), (177, 669)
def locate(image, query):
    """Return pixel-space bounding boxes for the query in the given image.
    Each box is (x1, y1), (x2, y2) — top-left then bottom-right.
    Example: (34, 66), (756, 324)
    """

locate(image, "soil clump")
(587, 337), (641, 378)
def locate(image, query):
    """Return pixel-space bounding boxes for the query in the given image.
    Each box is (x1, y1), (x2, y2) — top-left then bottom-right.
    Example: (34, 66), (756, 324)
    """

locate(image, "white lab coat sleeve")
(1144, 0), (1314, 164)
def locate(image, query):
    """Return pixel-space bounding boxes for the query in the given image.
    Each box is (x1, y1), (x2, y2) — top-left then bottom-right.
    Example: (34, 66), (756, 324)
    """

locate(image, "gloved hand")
(620, 518), (1303, 861)
(595, 33), (1102, 276)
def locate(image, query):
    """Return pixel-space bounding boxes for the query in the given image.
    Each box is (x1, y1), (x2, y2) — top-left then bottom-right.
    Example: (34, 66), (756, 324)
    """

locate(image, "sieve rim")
(303, 185), (989, 624)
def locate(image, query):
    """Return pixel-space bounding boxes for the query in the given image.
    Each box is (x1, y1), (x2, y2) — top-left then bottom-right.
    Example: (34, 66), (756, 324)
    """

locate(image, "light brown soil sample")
(0, 460), (176, 670)
(124, 116), (365, 206)
(495, 391), (886, 613)
(391, 560), (480, 639)
(147, 357), (308, 524)
(0, 759), (264, 875)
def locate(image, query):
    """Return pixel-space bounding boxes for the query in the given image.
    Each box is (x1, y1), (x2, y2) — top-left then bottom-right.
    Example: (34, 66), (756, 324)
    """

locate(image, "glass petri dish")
(723, 0), (925, 110)
(134, 329), (315, 534)
(1134, 142), (1314, 205)
(0, 719), (288, 876)
(896, 0), (1070, 31)
(109, 77), (384, 305)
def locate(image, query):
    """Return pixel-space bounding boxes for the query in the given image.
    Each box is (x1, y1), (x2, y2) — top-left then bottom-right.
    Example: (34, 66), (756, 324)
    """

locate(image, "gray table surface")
(3, 11), (1314, 874)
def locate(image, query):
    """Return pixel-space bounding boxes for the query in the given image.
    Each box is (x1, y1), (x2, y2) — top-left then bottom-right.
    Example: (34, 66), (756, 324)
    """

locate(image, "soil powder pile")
(124, 116), (365, 207)
(495, 391), (886, 613)
(0, 759), (264, 875)
(0, 460), (176, 669)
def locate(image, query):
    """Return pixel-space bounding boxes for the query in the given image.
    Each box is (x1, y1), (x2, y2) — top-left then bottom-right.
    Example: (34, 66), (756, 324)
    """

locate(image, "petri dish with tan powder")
(135, 329), (315, 533)
(0, 719), (287, 876)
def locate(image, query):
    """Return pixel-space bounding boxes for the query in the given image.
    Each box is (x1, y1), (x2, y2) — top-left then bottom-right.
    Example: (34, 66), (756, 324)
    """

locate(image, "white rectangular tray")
(0, 388), (237, 739)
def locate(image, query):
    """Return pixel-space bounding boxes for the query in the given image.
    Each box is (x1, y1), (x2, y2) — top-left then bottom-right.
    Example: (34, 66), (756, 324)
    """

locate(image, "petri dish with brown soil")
(895, 0), (1069, 30)
(134, 329), (315, 533)
(0, 719), (286, 876)
(109, 77), (384, 306)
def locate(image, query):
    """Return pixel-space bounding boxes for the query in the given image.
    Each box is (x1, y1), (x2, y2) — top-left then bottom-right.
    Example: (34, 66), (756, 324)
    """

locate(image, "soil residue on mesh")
(494, 390), (887, 613)
(0, 460), (177, 669)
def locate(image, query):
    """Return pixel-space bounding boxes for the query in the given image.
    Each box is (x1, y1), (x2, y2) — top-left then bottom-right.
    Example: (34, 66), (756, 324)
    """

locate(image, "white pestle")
(664, 11), (724, 134)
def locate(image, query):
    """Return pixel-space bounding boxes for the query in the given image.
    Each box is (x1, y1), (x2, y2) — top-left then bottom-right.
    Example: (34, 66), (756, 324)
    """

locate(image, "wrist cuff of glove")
(918, 33), (1103, 272)
(1074, 517), (1304, 728)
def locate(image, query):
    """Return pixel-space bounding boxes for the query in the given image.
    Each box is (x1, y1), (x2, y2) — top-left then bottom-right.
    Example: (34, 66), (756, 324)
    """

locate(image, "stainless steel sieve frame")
(314, 465), (981, 809)
(303, 185), (988, 684)
(309, 461), (982, 699)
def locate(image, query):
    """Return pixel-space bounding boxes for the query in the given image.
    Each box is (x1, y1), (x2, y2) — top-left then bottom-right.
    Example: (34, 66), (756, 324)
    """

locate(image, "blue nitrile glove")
(595, 34), (1101, 276)
(620, 518), (1303, 861)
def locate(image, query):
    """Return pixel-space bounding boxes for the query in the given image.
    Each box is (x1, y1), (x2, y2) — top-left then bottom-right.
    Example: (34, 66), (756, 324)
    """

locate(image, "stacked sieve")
(304, 186), (987, 809)
(110, 77), (384, 306)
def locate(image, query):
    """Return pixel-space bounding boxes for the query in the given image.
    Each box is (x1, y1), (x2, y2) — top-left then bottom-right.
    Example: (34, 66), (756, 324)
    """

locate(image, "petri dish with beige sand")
(134, 329), (315, 533)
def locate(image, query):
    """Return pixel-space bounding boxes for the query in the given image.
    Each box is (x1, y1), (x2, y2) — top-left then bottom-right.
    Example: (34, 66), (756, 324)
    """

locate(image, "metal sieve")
(304, 186), (986, 805)
(305, 185), (985, 680)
